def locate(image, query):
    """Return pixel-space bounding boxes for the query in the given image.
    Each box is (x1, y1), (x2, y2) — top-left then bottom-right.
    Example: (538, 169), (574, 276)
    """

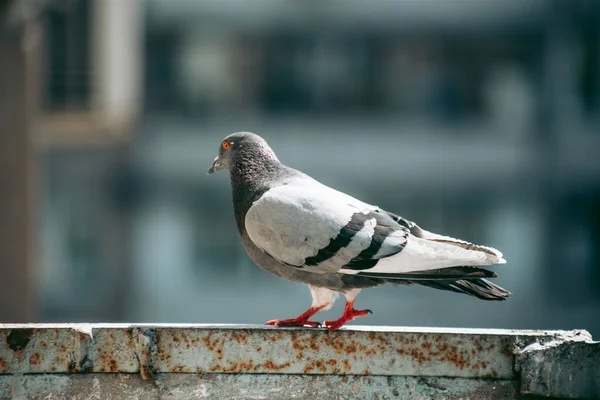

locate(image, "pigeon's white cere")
(245, 177), (374, 270)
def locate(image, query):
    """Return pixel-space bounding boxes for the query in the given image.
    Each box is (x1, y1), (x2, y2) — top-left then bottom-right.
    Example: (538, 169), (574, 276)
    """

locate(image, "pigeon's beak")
(208, 156), (222, 175)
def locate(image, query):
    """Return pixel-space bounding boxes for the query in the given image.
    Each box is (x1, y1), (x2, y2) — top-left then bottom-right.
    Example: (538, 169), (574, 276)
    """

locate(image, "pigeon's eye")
(222, 141), (231, 151)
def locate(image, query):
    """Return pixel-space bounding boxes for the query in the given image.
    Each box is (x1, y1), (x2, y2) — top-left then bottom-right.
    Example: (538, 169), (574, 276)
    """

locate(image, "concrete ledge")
(0, 324), (597, 399)
(0, 374), (520, 400)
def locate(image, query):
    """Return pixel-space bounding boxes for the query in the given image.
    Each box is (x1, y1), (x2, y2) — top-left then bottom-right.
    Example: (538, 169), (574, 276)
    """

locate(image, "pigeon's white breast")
(245, 179), (373, 268)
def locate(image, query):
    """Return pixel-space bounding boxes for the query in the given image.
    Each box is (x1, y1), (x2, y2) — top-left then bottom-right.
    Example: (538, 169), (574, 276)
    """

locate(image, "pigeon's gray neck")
(230, 149), (290, 233)
(231, 147), (281, 190)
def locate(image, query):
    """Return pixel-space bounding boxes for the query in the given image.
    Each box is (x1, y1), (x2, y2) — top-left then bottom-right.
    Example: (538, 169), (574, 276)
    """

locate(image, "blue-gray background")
(27, 1), (600, 335)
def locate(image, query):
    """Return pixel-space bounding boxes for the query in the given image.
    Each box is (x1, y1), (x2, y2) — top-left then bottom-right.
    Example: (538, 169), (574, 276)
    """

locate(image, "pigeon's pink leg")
(323, 299), (372, 332)
(265, 304), (327, 328)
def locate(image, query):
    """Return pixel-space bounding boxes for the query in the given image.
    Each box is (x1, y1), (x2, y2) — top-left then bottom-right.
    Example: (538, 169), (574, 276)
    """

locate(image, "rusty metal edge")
(0, 323), (587, 336)
(0, 324), (594, 383)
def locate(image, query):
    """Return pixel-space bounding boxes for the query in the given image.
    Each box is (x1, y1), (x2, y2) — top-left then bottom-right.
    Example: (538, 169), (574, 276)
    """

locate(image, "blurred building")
(5, 0), (598, 334)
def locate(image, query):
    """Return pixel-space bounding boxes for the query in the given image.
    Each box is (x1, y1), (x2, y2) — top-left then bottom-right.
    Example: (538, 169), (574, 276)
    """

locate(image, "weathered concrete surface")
(0, 324), (597, 399)
(517, 330), (600, 399)
(0, 324), (583, 378)
(0, 373), (519, 400)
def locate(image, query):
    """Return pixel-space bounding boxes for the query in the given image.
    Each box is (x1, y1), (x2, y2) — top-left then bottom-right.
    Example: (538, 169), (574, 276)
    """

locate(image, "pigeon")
(208, 132), (509, 332)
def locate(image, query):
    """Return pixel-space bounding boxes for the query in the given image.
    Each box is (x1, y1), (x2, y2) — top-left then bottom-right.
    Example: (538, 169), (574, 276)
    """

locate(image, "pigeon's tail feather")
(411, 225), (505, 262)
(355, 266), (498, 280)
(414, 278), (511, 301)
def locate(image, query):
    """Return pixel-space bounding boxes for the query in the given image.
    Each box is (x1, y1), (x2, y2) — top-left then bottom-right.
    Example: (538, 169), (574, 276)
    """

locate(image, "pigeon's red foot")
(324, 300), (372, 332)
(265, 305), (326, 328)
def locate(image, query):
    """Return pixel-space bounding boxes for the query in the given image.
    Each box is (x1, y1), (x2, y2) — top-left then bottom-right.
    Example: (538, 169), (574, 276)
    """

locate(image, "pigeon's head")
(208, 132), (279, 174)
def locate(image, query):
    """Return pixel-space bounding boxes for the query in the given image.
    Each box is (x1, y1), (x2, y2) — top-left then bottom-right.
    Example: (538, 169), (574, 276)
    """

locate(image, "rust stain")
(232, 331), (249, 344)
(302, 358), (331, 374)
(345, 343), (357, 353)
(291, 332), (306, 352)
(210, 359), (260, 373)
(231, 360), (254, 372)
(256, 347), (262, 352)
(262, 360), (291, 371)
(68, 359), (78, 373)
(216, 349), (223, 360)
(267, 333), (284, 343)
(501, 343), (514, 357)
(392, 335), (498, 371)
(6, 329), (33, 352)
(0, 358), (9, 373)
(202, 332), (224, 352)
(140, 360), (154, 381)
(172, 365), (185, 373)
(364, 349), (376, 356)
(98, 351), (120, 372)
(341, 359), (351, 370)
(202, 332), (214, 349)
(29, 353), (41, 365)
(313, 360), (326, 373)
(180, 332), (189, 344)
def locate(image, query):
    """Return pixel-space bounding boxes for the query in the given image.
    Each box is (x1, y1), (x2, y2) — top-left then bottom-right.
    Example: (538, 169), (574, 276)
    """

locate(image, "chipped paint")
(0, 324), (597, 398)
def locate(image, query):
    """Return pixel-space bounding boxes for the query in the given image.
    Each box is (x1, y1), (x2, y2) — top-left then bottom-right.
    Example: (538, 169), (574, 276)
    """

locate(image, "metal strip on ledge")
(0, 324), (598, 399)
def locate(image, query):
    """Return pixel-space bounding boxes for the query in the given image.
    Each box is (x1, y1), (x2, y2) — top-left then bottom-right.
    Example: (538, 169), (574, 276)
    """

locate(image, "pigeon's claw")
(324, 300), (372, 333)
(265, 304), (327, 329)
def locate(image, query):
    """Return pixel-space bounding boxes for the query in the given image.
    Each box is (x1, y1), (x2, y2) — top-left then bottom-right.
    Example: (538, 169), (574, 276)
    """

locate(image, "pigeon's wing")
(245, 178), (505, 278)
(339, 208), (506, 278)
(244, 179), (409, 274)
